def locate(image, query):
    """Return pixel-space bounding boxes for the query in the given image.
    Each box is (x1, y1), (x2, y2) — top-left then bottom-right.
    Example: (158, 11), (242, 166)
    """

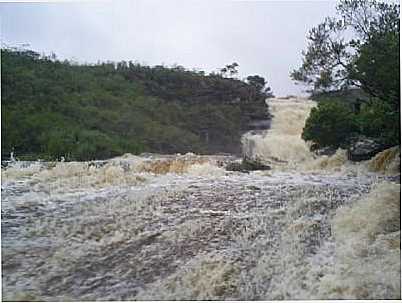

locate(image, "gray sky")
(0, 0), (336, 96)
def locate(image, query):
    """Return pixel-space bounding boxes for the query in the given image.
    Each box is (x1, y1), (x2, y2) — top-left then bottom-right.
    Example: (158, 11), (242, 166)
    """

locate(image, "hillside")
(1, 49), (272, 161)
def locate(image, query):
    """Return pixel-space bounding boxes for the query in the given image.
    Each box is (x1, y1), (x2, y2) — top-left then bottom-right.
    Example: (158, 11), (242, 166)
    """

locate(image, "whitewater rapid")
(242, 97), (316, 167)
(1, 97), (400, 300)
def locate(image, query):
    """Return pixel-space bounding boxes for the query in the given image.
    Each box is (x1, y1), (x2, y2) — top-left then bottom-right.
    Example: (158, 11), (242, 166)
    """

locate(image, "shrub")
(356, 100), (400, 147)
(41, 128), (76, 160)
(302, 101), (358, 148)
(72, 130), (123, 161)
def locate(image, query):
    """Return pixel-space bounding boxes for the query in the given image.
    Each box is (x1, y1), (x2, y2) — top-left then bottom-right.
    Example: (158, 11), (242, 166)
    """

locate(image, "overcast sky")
(0, 0), (337, 96)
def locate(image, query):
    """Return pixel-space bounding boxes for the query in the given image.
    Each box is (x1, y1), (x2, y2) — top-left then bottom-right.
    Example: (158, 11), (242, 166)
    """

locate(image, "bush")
(302, 101), (358, 148)
(41, 128), (76, 160)
(357, 100), (400, 147)
(72, 130), (123, 161)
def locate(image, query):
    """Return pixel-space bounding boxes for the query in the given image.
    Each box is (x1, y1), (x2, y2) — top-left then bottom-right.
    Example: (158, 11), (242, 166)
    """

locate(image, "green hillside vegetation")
(2, 49), (272, 161)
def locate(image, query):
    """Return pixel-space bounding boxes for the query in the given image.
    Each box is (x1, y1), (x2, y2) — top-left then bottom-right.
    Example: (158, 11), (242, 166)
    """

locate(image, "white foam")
(242, 98), (316, 167)
(317, 182), (401, 299)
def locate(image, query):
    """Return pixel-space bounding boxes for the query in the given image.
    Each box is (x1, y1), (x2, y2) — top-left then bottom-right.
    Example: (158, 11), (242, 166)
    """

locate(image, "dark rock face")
(309, 143), (337, 157)
(225, 157), (271, 173)
(347, 136), (387, 162)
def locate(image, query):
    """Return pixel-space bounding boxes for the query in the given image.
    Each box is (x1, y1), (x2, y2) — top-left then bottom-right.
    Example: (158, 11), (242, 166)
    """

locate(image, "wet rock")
(88, 161), (108, 169)
(347, 136), (387, 162)
(314, 146), (337, 157)
(225, 162), (249, 173)
(225, 157), (271, 173)
(387, 175), (401, 184)
(136, 232), (162, 247)
(246, 185), (261, 191)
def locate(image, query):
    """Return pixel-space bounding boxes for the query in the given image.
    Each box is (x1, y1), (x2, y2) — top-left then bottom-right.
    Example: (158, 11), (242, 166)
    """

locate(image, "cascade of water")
(242, 97), (317, 168)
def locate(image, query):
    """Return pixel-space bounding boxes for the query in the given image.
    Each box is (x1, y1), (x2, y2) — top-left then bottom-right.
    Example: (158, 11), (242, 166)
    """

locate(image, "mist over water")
(1, 97), (400, 300)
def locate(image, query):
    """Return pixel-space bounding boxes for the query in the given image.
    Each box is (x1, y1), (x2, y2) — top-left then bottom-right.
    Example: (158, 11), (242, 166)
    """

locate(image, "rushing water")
(1, 97), (400, 300)
(242, 97), (316, 167)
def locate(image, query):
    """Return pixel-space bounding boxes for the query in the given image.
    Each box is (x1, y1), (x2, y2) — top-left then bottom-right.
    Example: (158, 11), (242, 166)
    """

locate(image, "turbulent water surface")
(2, 97), (400, 300)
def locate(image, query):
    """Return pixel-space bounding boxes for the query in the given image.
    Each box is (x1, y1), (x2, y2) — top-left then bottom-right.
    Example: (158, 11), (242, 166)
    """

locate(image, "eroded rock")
(347, 136), (387, 162)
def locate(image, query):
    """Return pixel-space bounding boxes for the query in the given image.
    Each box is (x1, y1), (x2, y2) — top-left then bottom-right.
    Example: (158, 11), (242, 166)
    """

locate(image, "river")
(1, 97), (400, 300)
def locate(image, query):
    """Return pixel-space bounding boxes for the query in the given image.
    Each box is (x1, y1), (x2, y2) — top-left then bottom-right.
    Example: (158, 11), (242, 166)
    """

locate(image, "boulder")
(314, 146), (338, 157)
(225, 157), (271, 172)
(309, 142), (337, 157)
(347, 136), (387, 162)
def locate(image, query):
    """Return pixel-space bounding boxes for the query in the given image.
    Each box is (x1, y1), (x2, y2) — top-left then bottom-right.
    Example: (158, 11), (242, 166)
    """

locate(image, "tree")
(246, 75), (274, 97)
(349, 27), (400, 111)
(246, 75), (266, 91)
(220, 62), (239, 77)
(293, 0), (400, 149)
(291, 0), (400, 107)
(302, 101), (358, 148)
(356, 99), (400, 146)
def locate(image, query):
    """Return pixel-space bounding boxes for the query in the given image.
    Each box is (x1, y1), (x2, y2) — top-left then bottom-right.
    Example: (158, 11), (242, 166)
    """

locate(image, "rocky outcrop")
(313, 146), (338, 157)
(225, 157), (271, 173)
(347, 136), (388, 162)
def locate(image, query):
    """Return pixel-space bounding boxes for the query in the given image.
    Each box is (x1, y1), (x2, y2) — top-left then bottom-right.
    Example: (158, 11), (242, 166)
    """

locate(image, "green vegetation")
(2, 49), (272, 161)
(310, 88), (368, 109)
(302, 101), (358, 148)
(292, 0), (400, 149)
(357, 100), (400, 145)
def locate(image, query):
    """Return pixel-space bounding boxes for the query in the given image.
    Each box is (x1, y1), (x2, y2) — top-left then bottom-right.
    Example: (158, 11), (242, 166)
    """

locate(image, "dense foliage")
(310, 89), (368, 106)
(294, 0), (400, 149)
(356, 99), (400, 146)
(302, 101), (358, 148)
(304, 93), (400, 149)
(2, 49), (272, 160)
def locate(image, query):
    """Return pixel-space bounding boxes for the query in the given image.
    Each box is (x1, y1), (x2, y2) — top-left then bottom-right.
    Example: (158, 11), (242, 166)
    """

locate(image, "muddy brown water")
(2, 97), (400, 300)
